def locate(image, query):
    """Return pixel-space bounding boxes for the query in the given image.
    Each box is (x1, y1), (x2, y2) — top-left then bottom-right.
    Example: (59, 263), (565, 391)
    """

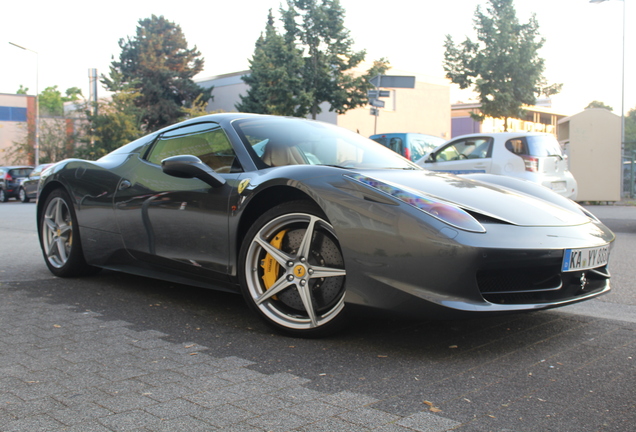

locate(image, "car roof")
(370, 132), (442, 138)
(449, 132), (552, 140)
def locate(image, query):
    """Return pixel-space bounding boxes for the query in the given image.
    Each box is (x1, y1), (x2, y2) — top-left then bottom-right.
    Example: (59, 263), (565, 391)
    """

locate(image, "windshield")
(232, 117), (419, 170)
(411, 136), (445, 160)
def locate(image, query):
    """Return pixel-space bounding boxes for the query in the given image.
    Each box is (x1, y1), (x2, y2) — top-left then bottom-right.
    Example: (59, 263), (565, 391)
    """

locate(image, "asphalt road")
(1, 201), (634, 431)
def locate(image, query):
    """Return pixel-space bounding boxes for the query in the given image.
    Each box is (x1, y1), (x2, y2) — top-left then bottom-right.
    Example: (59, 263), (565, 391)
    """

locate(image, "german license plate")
(562, 244), (610, 272)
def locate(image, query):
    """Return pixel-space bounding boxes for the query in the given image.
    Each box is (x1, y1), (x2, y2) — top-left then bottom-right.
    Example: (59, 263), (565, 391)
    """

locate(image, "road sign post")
(368, 75), (416, 134)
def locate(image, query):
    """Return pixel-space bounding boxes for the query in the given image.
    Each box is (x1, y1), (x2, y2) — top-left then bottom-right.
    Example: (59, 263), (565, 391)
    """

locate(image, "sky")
(1, 0), (633, 116)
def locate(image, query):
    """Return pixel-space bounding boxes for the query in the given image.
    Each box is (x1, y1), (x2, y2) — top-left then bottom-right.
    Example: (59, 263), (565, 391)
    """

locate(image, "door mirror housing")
(161, 155), (226, 188)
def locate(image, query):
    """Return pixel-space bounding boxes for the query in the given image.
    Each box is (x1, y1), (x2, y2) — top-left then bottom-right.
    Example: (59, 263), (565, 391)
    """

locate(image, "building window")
(0, 106), (28, 122)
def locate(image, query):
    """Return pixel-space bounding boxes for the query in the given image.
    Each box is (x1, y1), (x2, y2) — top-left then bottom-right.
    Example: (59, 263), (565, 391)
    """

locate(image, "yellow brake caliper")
(261, 230), (288, 293)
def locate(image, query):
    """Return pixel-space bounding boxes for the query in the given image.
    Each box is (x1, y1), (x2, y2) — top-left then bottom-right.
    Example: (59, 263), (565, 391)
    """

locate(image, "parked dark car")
(18, 163), (53, 202)
(36, 114), (614, 337)
(0, 166), (33, 202)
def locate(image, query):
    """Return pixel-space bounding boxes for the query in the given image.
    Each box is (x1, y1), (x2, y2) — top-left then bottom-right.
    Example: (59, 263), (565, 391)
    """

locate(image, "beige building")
(451, 101), (568, 138)
(196, 69), (451, 140)
(557, 109), (622, 201)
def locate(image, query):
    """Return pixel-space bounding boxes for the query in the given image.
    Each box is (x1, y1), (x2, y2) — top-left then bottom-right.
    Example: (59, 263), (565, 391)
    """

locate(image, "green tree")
(38, 86), (84, 116)
(281, 0), (372, 119)
(104, 15), (212, 132)
(585, 100), (614, 111)
(236, 10), (310, 116)
(443, 0), (560, 130)
(38, 87), (64, 116)
(182, 94), (217, 119)
(16, 85), (28, 95)
(77, 77), (144, 159)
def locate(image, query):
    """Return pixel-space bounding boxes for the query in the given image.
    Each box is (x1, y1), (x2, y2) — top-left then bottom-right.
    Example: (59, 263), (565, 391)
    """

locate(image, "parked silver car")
(419, 132), (578, 200)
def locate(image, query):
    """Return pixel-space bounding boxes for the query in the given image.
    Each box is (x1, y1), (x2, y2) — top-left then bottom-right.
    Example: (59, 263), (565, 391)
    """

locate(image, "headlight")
(345, 174), (486, 233)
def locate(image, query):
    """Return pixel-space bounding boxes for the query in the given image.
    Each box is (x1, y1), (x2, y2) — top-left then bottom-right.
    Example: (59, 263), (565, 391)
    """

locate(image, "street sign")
(369, 75), (416, 89)
(369, 98), (385, 108)
(370, 108), (379, 116)
(367, 90), (391, 98)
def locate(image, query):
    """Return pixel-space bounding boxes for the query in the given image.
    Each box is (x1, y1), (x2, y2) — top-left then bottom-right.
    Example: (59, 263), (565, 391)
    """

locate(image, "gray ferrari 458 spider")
(37, 113), (614, 337)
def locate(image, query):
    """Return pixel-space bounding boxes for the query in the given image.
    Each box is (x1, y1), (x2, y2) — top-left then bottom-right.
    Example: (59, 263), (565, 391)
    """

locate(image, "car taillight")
(5, 173), (12, 181)
(521, 155), (539, 172)
(404, 147), (412, 160)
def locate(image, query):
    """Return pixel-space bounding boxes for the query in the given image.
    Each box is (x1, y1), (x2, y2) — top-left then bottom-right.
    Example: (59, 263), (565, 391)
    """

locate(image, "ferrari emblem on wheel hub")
(294, 264), (306, 278)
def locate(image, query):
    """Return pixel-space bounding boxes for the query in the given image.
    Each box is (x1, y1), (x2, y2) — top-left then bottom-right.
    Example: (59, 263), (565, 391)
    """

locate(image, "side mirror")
(161, 155), (226, 188)
(425, 154), (435, 163)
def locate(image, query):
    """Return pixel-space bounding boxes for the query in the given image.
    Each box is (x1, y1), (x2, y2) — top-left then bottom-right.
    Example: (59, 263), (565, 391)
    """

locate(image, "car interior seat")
(261, 142), (306, 167)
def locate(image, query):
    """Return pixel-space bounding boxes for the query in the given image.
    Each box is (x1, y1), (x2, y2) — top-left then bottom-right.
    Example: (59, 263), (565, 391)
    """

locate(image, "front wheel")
(39, 188), (100, 277)
(239, 201), (347, 337)
(19, 187), (30, 203)
(0, 189), (7, 202)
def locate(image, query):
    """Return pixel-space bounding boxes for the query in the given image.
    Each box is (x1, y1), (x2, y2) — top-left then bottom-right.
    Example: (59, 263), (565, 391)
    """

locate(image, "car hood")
(351, 169), (590, 227)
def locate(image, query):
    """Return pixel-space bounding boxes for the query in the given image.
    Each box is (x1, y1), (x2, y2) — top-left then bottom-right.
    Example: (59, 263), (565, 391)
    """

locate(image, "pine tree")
(236, 10), (310, 117)
(104, 15), (212, 132)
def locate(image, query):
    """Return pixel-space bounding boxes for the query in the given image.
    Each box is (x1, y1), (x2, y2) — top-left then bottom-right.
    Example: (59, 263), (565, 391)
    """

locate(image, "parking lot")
(1, 201), (634, 431)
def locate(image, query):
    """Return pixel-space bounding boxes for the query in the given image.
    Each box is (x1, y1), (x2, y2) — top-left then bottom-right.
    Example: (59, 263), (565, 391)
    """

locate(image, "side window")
(146, 125), (241, 173)
(466, 138), (493, 159)
(437, 141), (464, 161)
(436, 138), (492, 161)
(505, 138), (528, 155)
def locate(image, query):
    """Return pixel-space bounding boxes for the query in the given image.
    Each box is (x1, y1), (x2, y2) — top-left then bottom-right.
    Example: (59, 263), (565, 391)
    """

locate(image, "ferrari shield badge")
(238, 178), (251, 194)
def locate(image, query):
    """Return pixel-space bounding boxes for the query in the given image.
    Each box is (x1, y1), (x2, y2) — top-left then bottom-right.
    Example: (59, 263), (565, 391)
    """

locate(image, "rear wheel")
(39, 188), (100, 277)
(0, 189), (7, 202)
(239, 201), (347, 337)
(19, 187), (30, 203)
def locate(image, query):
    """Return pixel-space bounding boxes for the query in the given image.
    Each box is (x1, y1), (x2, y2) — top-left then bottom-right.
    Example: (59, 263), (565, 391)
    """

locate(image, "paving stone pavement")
(0, 289), (462, 432)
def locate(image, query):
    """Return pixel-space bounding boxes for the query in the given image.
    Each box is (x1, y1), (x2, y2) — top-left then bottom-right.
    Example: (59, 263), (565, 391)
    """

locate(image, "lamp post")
(9, 42), (39, 167)
(590, 0), (626, 196)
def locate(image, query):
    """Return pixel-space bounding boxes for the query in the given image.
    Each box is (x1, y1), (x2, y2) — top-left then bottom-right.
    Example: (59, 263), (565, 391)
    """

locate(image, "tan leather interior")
(261, 142), (306, 167)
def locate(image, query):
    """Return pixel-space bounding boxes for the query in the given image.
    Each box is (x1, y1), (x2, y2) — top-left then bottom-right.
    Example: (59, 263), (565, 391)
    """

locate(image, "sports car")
(37, 113), (614, 337)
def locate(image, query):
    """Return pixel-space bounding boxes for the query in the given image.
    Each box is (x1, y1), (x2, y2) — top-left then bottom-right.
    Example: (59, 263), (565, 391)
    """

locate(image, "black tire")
(39, 188), (100, 277)
(0, 189), (7, 202)
(239, 201), (348, 338)
(19, 187), (30, 203)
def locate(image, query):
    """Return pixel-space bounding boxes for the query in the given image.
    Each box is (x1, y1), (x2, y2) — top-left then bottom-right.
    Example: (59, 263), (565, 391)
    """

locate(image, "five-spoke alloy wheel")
(240, 201), (347, 337)
(39, 188), (98, 277)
